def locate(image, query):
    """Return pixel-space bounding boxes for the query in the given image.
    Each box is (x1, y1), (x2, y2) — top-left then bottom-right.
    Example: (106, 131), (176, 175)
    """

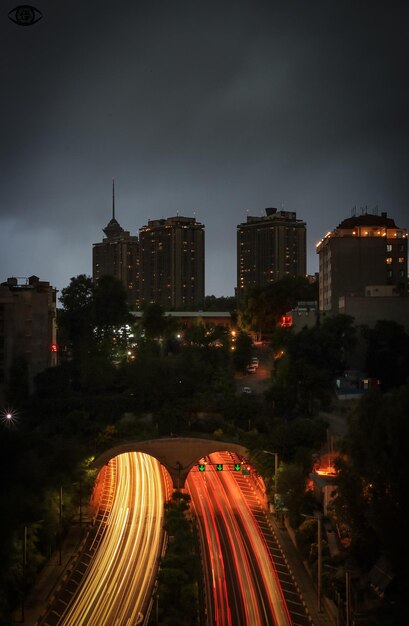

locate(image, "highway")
(187, 451), (292, 626)
(58, 452), (165, 626)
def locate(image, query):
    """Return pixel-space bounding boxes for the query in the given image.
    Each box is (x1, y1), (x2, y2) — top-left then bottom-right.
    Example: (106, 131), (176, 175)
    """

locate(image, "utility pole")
(346, 570), (351, 626)
(21, 525), (27, 623)
(317, 514), (322, 613)
(262, 450), (279, 496)
(58, 486), (63, 566)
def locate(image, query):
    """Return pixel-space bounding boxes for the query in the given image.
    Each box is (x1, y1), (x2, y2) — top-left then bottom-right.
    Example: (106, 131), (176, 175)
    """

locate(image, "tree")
(58, 275), (95, 368)
(140, 303), (168, 339)
(203, 295), (236, 312)
(93, 274), (129, 332)
(276, 462), (315, 527)
(363, 320), (409, 391)
(332, 384), (409, 574)
(58, 274), (131, 376)
(238, 277), (318, 337)
(268, 315), (356, 416)
(233, 331), (253, 372)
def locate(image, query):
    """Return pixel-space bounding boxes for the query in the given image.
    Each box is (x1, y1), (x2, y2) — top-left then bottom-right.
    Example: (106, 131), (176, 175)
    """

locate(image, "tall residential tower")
(237, 208), (306, 299)
(92, 181), (139, 308)
(139, 215), (205, 308)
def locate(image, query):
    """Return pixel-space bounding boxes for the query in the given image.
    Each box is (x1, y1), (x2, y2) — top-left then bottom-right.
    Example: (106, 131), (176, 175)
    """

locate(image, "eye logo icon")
(8, 5), (43, 26)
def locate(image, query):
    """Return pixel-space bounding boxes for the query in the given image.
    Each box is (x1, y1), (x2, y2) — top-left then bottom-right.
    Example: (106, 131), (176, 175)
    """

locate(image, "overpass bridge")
(93, 437), (249, 489)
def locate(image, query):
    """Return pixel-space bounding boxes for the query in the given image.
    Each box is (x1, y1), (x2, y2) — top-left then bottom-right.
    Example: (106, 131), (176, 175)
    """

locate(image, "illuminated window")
(399, 257), (405, 263)
(387, 244), (392, 252)
(386, 257), (392, 264)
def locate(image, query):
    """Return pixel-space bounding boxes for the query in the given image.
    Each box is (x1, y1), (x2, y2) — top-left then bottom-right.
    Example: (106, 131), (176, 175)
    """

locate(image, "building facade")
(139, 215), (205, 308)
(237, 208), (306, 300)
(316, 212), (408, 314)
(0, 275), (57, 399)
(92, 184), (139, 308)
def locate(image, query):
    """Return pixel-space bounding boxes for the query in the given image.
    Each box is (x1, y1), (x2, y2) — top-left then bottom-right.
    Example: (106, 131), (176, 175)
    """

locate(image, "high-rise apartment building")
(316, 211), (408, 314)
(237, 208), (306, 299)
(139, 215), (205, 308)
(0, 275), (57, 398)
(92, 182), (139, 308)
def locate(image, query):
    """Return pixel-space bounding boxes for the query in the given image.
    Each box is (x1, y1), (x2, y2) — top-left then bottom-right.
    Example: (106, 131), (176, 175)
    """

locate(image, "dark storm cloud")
(1, 0), (408, 295)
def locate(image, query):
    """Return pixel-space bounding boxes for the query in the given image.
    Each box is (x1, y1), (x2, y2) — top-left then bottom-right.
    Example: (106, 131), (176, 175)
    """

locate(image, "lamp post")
(21, 525), (27, 623)
(58, 486), (63, 565)
(302, 512), (322, 612)
(345, 569), (351, 626)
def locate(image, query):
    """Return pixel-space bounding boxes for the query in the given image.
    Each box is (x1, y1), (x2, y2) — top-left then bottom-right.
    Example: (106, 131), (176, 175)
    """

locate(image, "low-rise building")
(282, 301), (318, 332)
(0, 275), (57, 398)
(338, 289), (409, 334)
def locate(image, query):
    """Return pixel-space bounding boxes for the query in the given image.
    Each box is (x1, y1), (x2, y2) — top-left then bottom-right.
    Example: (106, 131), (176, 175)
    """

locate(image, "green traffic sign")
(216, 464), (223, 471)
(234, 463), (241, 471)
(198, 464), (205, 472)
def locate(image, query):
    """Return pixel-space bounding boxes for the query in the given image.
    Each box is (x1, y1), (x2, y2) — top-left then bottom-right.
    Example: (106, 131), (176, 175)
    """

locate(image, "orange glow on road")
(188, 452), (292, 626)
(59, 452), (165, 626)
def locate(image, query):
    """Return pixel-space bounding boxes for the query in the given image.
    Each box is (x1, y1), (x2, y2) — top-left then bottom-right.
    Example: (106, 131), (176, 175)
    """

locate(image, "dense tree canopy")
(362, 319), (409, 391)
(267, 315), (356, 416)
(238, 276), (318, 336)
(332, 384), (409, 574)
(232, 331), (253, 372)
(58, 274), (130, 383)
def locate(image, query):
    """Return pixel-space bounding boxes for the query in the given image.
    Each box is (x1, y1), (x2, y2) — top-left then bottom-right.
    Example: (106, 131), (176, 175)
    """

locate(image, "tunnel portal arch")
(93, 437), (249, 489)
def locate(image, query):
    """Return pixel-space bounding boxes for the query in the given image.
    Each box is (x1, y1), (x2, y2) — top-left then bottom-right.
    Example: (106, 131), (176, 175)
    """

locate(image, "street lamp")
(58, 486), (63, 565)
(1, 407), (17, 426)
(301, 512), (323, 612)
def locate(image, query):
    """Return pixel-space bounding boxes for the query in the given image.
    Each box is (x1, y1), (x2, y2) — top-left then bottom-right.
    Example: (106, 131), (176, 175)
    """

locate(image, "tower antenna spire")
(112, 178), (115, 220)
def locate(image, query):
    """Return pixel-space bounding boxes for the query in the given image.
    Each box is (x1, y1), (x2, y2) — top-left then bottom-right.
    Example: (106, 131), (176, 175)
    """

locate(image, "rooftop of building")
(238, 207), (304, 226)
(337, 211), (397, 230)
(1, 275), (53, 289)
(102, 217), (132, 240)
(316, 210), (407, 250)
(141, 215), (204, 229)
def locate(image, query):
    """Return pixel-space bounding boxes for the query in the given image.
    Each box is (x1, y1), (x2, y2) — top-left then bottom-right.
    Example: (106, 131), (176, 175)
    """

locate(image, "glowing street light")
(1, 408), (17, 426)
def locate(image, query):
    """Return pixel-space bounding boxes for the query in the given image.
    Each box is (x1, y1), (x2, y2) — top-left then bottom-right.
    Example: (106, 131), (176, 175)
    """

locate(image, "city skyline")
(1, 1), (408, 296)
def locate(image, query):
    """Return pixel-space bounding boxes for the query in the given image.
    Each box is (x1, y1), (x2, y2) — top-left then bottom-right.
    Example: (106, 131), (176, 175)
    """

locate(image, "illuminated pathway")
(59, 452), (165, 626)
(187, 452), (292, 626)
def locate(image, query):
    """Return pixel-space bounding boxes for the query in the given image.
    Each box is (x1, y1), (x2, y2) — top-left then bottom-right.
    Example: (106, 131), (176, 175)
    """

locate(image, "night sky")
(1, 1), (408, 298)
